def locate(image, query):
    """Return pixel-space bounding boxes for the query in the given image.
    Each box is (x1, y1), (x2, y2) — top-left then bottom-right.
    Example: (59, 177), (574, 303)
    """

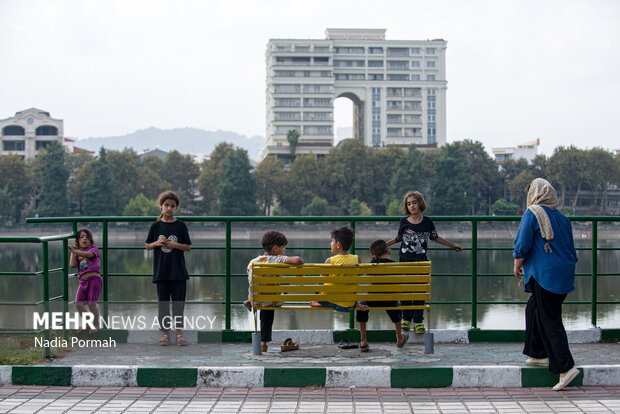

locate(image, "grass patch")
(0, 332), (74, 365)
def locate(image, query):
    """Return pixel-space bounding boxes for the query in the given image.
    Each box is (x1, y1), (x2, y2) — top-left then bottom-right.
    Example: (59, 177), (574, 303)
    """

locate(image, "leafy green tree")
(348, 199), (372, 216)
(164, 150), (200, 210)
(586, 148), (617, 212)
(0, 187), (15, 222)
(431, 142), (472, 215)
(36, 142), (70, 217)
(491, 198), (520, 216)
(460, 140), (502, 215)
(277, 153), (324, 215)
(107, 149), (142, 214)
(286, 129), (299, 157)
(547, 146), (588, 211)
(254, 155), (285, 215)
(500, 158), (529, 201)
(83, 148), (117, 215)
(301, 196), (328, 216)
(0, 154), (35, 221)
(368, 146), (404, 213)
(529, 154), (548, 179)
(388, 146), (424, 205)
(218, 148), (259, 216)
(122, 193), (161, 216)
(198, 142), (234, 214)
(509, 170), (534, 212)
(386, 199), (402, 216)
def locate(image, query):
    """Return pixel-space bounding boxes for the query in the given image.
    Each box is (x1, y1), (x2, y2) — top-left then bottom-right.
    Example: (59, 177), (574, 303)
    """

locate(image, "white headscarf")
(526, 178), (559, 253)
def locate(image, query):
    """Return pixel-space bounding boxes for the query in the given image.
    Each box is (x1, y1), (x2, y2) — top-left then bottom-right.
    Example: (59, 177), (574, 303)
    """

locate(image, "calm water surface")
(1, 222), (618, 331)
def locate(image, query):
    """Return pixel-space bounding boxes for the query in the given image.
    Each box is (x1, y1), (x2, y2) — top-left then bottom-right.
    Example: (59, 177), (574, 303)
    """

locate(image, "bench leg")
(424, 332), (434, 354)
(252, 332), (262, 355)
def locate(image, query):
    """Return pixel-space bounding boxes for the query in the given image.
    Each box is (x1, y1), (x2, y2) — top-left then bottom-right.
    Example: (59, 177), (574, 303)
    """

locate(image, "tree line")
(0, 140), (618, 222)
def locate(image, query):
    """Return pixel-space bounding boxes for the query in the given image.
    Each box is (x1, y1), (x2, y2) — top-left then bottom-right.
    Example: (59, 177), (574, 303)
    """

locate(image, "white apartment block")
(492, 139), (540, 164)
(0, 108), (64, 160)
(265, 28), (447, 161)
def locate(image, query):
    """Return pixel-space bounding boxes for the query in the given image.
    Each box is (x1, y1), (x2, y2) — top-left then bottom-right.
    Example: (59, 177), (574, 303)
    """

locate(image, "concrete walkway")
(1, 385), (620, 413)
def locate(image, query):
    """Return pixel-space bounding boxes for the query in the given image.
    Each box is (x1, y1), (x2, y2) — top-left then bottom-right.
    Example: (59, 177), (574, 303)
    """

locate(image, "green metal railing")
(0, 215), (617, 346)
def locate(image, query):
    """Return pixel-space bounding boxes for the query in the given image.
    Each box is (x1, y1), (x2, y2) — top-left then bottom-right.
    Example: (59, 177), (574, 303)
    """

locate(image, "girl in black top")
(387, 191), (462, 333)
(146, 191), (191, 346)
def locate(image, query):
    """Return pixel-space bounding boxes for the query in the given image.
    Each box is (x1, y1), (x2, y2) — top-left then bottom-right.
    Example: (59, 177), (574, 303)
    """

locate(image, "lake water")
(1, 222), (618, 331)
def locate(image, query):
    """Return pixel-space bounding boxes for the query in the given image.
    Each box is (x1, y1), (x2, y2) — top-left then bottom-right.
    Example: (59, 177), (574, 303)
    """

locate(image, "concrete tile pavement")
(1, 385), (620, 413)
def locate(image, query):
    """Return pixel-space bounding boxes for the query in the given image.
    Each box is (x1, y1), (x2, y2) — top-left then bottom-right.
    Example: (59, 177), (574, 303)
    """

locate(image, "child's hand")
(157, 238), (168, 247)
(69, 245), (77, 253)
(453, 244), (463, 252)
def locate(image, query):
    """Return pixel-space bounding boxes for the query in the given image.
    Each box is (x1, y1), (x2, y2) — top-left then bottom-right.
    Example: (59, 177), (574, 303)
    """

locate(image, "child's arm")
(164, 240), (191, 251)
(434, 237), (463, 252)
(285, 256), (303, 265)
(69, 248), (78, 268)
(146, 238), (167, 250)
(69, 245), (95, 259)
(386, 238), (398, 247)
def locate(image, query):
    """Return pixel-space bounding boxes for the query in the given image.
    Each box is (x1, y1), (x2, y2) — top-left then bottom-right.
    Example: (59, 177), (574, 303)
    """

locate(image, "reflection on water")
(1, 222), (618, 331)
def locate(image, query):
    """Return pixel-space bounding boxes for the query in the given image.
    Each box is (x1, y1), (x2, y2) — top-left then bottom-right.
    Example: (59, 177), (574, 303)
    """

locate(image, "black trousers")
(523, 277), (574, 374)
(260, 309), (275, 342)
(401, 301), (425, 324)
(356, 301), (402, 323)
(156, 280), (186, 331)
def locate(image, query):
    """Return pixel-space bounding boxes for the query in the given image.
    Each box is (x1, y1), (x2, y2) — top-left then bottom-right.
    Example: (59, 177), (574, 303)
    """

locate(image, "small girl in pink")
(69, 228), (102, 334)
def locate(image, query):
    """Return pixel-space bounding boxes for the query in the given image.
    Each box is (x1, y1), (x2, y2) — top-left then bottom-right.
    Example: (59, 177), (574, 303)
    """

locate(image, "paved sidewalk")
(1, 385), (620, 413)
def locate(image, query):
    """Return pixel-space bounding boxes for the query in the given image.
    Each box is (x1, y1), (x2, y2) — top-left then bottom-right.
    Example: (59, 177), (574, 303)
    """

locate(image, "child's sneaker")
(414, 323), (426, 334)
(401, 320), (411, 331)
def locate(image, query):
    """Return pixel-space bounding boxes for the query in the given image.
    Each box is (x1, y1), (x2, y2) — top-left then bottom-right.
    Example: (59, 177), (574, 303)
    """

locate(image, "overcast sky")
(1, 0), (618, 156)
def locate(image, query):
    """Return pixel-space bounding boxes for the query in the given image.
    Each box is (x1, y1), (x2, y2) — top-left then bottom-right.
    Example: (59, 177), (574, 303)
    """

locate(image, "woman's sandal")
(281, 337), (299, 352)
(414, 323), (426, 334)
(159, 333), (170, 346)
(176, 332), (187, 346)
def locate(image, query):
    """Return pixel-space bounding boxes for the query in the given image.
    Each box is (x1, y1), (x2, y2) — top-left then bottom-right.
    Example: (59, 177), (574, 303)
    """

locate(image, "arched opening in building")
(3, 125), (25, 136)
(334, 93), (364, 146)
(35, 125), (58, 136)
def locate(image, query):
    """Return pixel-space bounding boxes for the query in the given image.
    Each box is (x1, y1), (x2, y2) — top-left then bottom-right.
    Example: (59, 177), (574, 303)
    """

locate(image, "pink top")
(76, 245), (100, 277)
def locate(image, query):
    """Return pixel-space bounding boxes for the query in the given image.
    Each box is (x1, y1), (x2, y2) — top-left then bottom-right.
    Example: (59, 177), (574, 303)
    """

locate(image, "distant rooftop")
(15, 107), (51, 117)
(325, 28), (386, 40)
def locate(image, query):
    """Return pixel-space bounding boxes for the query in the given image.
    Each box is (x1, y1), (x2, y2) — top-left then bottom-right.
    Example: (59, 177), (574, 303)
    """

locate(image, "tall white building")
(265, 28), (447, 161)
(0, 108), (64, 160)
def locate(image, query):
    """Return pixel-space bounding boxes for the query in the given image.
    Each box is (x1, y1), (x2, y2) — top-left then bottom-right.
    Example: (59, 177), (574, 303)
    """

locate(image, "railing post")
(225, 220), (232, 330)
(591, 220), (598, 327)
(102, 220), (109, 322)
(42, 242), (50, 359)
(471, 219), (478, 329)
(62, 239), (69, 341)
(349, 219), (356, 329)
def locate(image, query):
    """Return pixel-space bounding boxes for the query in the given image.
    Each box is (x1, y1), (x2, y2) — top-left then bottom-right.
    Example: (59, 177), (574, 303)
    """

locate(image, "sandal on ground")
(337, 340), (359, 349)
(261, 344), (268, 352)
(159, 333), (170, 346)
(176, 332), (187, 346)
(281, 337), (299, 352)
(414, 323), (426, 334)
(360, 343), (369, 352)
(401, 320), (411, 331)
(397, 334), (409, 349)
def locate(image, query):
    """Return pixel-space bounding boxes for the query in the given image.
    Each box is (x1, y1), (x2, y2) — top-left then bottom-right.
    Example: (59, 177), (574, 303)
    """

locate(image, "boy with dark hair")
(356, 240), (409, 351)
(244, 230), (303, 352)
(310, 226), (368, 311)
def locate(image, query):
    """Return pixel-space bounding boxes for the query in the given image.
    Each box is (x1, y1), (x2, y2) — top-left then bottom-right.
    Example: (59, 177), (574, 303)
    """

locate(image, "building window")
(404, 101), (422, 110)
(295, 45), (310, 52)
(275, 98), (301, 107)
(387, 48), (408, 57)
(387, 88), (402, 97)
(427, 60), (436, 68)
(388, 61), (408, 69)
(320, 71), (331, 77)
(426, 47), (436, 55)
(372, 87), (381, 146)
(387, 114), (402, 124)
(426, 74), (436, 81)
(303, 125), (332, 135)
(411, 61), (420, 68)
(368, 60), (383, 67)
(369, 47), (383, 54)
(303, 98), (331, 107)
(274, 84), (300, 93)
(411, 74), (421, 81)
(303, 112), (332, 121)
(314, 46), (330, 52)
(314, 57), (329, 64)
(275, 112), (301, 121)
(334, 74), (365, 80)
(427, 88), (437, 144)
(387, 101), (402, 110)
(334, 47), (365, 54)
(368, 74), (384, 81)
(35, 125), (58, 136)
(303, 84), (333, 93)
(3, 140), (25, 151)
(35, 140), (55, 150)
(411, 48), (420, 54)
(387, 128), (402, 137)
(388, 74), (409, 81)
(404, 114), (421, 124)
(275, 71), (296, 77)
(275, 125), (300, 134)
(2, 125), (25, 136)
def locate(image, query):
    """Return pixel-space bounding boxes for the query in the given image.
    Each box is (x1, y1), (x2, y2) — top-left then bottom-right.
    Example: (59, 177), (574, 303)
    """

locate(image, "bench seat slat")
(251, 266), (430, 276)
(252, 275), (430, 284)
(254, 293), (431, 302)
(253, 284), (430, 293)
(255, 304), (431, 310)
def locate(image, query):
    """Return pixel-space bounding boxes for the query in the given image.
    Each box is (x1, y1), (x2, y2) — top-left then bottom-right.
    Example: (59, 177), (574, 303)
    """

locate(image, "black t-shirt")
(394, 215), (438, 262)
(371, 257), (395, 264)
(146, 219), (191, 282)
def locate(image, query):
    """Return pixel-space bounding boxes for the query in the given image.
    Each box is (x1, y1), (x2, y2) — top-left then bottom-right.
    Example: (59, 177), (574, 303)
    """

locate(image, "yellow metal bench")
(250, 261), (432, 334)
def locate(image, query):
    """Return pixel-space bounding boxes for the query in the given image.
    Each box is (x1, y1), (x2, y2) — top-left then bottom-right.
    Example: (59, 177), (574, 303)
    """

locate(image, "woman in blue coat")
(513, 178), (580, 391)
